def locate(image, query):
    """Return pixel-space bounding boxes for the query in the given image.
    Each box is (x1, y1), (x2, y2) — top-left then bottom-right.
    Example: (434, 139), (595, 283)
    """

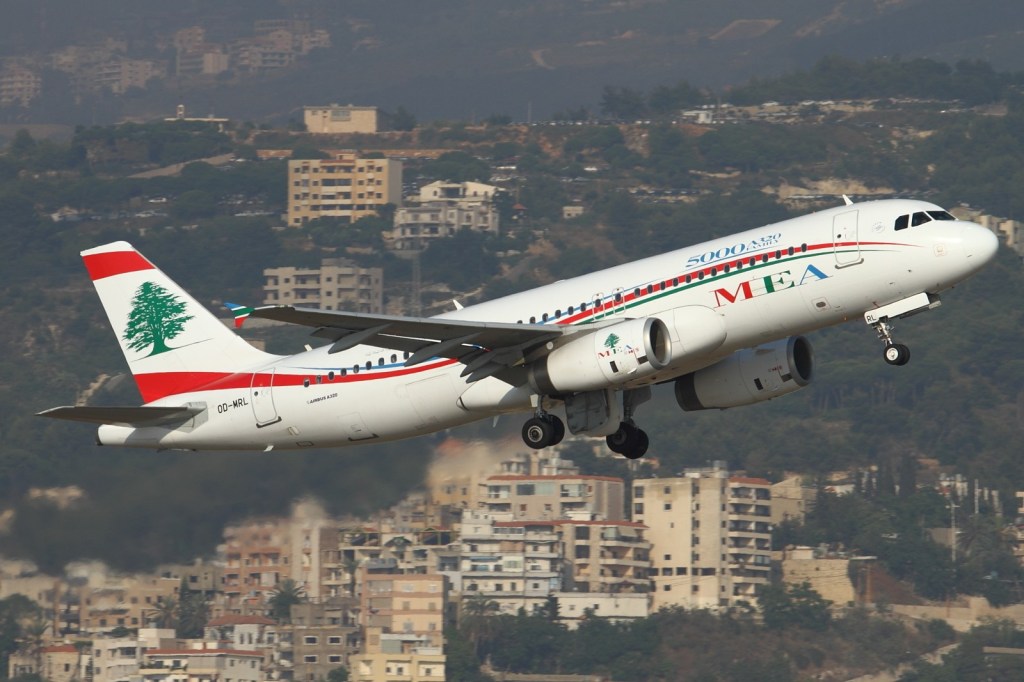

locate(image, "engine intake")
(675, 336), (813, 411)
(529, 317), (671, 395)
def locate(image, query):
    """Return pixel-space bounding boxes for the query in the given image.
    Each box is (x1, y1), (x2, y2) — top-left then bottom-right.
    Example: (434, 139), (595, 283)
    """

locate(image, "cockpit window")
(928, 210), (955, 221)
(894, 214), (909, 231)
(911, 211), (931, 227)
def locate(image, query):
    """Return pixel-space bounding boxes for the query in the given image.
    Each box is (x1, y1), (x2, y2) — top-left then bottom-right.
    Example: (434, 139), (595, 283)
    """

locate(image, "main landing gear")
(606, 422), (649, 460)
(871, 318), (910, 366)
(521, 413), (565, 449)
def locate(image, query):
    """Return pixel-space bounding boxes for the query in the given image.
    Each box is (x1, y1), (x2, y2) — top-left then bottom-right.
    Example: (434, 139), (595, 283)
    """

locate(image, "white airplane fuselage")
(82, 199), (998, 452)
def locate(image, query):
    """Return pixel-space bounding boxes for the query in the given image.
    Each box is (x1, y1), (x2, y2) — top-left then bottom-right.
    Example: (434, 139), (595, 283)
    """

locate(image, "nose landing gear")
(871, 317), (911, 366)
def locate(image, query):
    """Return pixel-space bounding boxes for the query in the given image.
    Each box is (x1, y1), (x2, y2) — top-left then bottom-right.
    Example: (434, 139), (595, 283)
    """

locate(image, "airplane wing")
(249, 305), (568, 382)
(37, 405), (205, 427)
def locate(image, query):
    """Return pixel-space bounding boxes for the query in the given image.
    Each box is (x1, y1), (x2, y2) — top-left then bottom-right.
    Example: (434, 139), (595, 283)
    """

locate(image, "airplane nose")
(963, 224), (999, 264)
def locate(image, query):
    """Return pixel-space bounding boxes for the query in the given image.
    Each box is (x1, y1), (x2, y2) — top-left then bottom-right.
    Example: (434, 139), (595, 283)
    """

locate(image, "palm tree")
(460, 593), (500, 656)
(18, 616), (50, 675)
(146, 597), (178, 630)
(268, 579), (307, 623)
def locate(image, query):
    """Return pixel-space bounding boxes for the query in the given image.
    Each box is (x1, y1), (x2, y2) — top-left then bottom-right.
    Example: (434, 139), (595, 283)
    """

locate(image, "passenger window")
(580, 302), (587, 312)
(554, 309), (561, 319)
(340, 368), (347, 377)
(568, 306), (574, 315)
(673, 278), (679, 286)
(365, 361), (372, 370)
(634, 288), (641, 297)
(911, 211), (931, 227)
(895, 214), (909, 230)
(615, 293), (623, 303)
(352, 365), (359, 374)
(529, 316), (536, 323)
(378, 357), (384, 366)
(391, 354), (397, 363)
(542, 313), (548, 322)
(928, 210), (955, 221)
(685, 274), (691, 284)
(328, 371), (335, 381)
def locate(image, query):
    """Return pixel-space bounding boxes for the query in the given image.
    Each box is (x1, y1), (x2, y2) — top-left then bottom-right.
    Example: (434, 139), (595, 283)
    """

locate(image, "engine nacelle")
(674, 336), (814, 411)
(528, 317), (671, 395)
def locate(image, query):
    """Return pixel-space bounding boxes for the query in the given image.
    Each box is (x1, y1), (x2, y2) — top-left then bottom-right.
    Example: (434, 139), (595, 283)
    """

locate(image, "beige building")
(8, 644), (81, 682)
(79, 577), (179, 634)
(780, 546), (874, 607)
(361, 573), (446, 648)
(263, 259), (383, 313)
(480, 474), (625, 521)
(349, 628), (445, 682)
(554, 592), (649, 629)
(559, 520), (651, 594)
(304, 105), (380, 134)
(285, 600), (360, 682)
(633, 464), (772, 610)
(287, 153), (402, 226)
(770, 476), (817, 525)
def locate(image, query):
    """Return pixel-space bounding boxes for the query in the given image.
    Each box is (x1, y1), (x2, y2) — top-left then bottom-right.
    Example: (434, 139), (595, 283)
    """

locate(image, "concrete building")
(554, 592), (649, 630)
(8, 644), (81, 682)
(360, 573), (447, 648)
(770, 476), (817, 525)
(458, 512), (562, 616)
(348, 628), (445, 682)
(91, 630), (175, 682)
(633, 464), (772, 610)
(304, 105), (380, 134)
(91, 58), (165, 94)
(263, 259), (383, 313)
(140, 648), (262, 682)
(558, 520), (651, 594)
(480, 474), (625, 521)
(390, 181), (500, 251)
(287, 153), (402, 226)
(0, 63), (42, 107)
(285, 600), (360, 682)
(780, 546), (875, 607)
(79, 578), (179, 634)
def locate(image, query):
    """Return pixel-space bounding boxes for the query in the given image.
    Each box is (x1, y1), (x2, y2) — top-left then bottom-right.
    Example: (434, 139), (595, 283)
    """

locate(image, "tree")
(268, 579), (307, 623)
(326, 666), (349, 682)
(122, 281), (195, 356)
(760, 582), (832, 630)
(146, 597), (178, 629)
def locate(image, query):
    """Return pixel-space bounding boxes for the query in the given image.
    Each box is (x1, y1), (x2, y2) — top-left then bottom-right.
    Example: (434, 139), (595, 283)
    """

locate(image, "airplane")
(39, 198), (999, 459)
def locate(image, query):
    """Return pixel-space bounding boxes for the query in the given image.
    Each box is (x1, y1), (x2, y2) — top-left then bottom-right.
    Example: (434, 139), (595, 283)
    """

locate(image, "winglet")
(842, 194), (853, 206)
(224, 302), (254, 329)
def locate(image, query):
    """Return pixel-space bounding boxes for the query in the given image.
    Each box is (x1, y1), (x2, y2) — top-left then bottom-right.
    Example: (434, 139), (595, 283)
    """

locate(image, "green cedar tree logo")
(122, 281), (194, 356)
(604, 333), (620, 350)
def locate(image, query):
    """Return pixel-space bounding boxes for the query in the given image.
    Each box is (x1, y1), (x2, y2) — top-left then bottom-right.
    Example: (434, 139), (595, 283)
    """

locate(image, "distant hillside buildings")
(286, 153), (402, 227)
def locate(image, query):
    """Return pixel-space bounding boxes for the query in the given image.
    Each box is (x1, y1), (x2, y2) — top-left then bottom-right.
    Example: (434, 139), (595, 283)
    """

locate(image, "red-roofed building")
(633, 462), (772, 610)
(7, 644), (82, 682)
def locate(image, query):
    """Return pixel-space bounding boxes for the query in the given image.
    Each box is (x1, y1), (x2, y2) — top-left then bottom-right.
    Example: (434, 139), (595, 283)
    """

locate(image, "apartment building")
(633, 463), (772, 610)
(0, 64), (41, 107)
(91, 630), (175, 682)
(140, 648), (262, 682)
(287, 153), (402, 226)
(348, 628), (445, 682)
(459, 512), (562, 616)
(79, 578), (179, 634)
(391, 181), (500, 251)
(285, 600), (360, 682)
(554, 592), (649, 630)
(480, 474), (625, 521)
(304, 105), (380, 134)
(559, 520), (651, 594)
(263, 259), (383, 313)
(360, 573), (447, 648)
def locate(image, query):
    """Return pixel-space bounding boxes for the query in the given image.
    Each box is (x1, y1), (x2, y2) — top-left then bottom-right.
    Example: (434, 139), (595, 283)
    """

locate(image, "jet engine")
(528, 317), (671, 395)
(674, 336), (813, 411)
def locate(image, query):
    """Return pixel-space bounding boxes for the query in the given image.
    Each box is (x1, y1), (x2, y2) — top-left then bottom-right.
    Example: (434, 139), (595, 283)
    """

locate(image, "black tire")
(606, 423), (631, 454)
(522, 417), (554, 449)
(884, 343), (910, 366)
(623, 429), (649, 460)
(548, 416), (566, 446)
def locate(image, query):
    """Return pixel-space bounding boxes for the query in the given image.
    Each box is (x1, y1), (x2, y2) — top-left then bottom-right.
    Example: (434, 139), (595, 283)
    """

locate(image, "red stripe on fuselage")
(133, 359), (459, 403)
(83, 250), (155, 281)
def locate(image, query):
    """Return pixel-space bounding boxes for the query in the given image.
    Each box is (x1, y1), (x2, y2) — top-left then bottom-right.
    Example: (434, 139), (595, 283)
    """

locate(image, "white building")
(140, 648), (262, 682)
(554, 592), (649, 629)
(390, 181), (500, 251)
(458, 511), (562, 615)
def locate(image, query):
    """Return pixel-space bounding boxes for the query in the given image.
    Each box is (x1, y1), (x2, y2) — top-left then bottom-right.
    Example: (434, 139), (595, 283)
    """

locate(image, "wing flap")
(37, 405), (205, 427)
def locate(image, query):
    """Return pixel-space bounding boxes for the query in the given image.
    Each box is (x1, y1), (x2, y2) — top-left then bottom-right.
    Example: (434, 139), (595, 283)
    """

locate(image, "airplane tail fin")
(81, 242), (279, 403)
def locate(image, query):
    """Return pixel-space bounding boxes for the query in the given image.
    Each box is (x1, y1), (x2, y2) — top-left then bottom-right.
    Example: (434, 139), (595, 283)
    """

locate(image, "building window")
(304, 636), (318, 645)
(304, 655), (318, 663)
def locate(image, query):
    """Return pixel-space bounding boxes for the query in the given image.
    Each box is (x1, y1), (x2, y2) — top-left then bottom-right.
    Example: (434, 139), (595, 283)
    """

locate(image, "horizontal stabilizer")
(37, 404), (205, 427)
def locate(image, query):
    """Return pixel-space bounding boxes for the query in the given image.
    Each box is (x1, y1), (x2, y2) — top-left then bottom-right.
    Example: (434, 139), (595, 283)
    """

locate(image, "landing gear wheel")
(522, 417), (553, 449)
(606, 422), (649, 459)
(883, 343), (910, 366)
(549, 417), (565, 446)
(521, 415), (565, 449)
